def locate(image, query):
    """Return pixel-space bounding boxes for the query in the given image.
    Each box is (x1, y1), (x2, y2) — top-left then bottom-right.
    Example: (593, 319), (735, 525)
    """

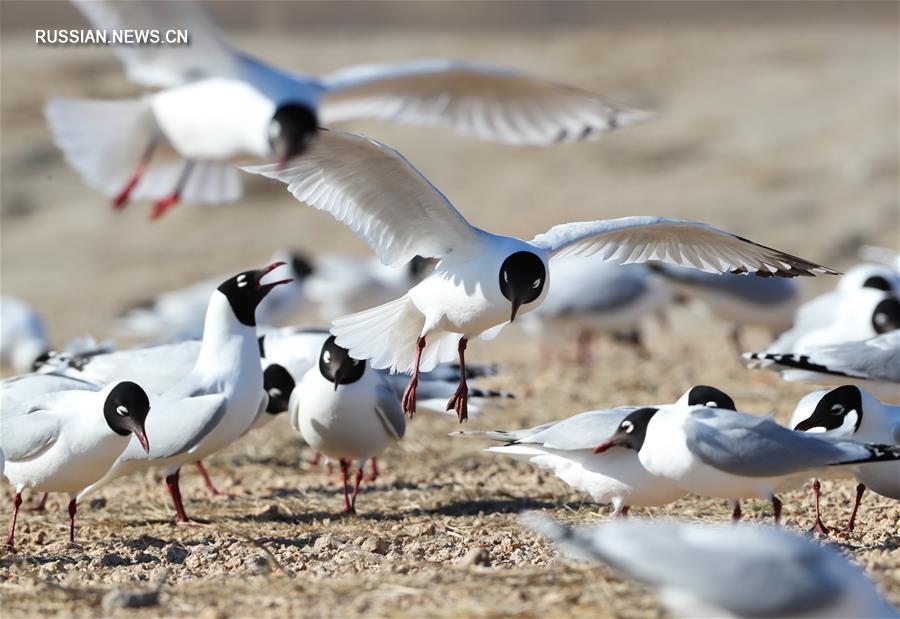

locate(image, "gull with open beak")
(77, 263), (291, 523)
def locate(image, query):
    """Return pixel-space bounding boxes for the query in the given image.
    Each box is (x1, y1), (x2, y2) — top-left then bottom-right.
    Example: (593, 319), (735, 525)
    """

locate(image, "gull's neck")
(194, 292), (258, 374)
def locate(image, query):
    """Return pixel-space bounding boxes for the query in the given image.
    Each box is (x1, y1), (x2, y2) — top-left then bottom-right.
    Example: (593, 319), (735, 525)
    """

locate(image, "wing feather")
(319, 59), (649, 145)
(532, 217), (838, 278)
(243, 130), (482, 266)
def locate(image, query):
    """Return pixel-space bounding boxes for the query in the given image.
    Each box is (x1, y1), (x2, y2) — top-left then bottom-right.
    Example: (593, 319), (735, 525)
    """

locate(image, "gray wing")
(373, 382), (406, 440)
(746, 332), (900, 383)
(2, 373), (102, 417)
(525, 408), (636, 450)
(122, 393), (227, 461)
(683, 409), (869, 477)
(453, 408), (635, 450)
(0, 409), (60, 461)
(524, 516), (841, 618)
(652, 263), (799, 305)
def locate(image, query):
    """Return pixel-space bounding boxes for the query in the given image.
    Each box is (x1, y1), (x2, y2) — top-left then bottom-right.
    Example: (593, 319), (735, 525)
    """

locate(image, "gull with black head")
(593, 401), (900, 524)
(244, 131), (837, 422)
(789, 385), (900, 534)
(78, 263), (291, 523)
(453, 385), (735, 515)
(1, 381), (150, 549)
(290, 336), (405, 514)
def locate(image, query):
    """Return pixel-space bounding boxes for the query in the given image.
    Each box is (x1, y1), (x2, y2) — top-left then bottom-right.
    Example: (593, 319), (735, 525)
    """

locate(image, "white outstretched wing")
(71, 0), (241, 88)
(531, 217), (838, 277)
(243, 130), (482, 266)
(319, 58), (649, 145)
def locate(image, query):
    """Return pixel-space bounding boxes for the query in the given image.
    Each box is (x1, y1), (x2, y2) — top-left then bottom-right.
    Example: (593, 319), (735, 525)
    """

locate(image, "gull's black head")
(686, 385), (736, 411)
(863, 275), (894, 292)
(794, 385), (864, 433)
(263, 363), (295, 414)
(103, 381), (151, 453)
(319, 335), (365, 390)
(290, 251), (315, 280)
(872, 298), (900, 334)
(269, 103), (318, 165)
(408, 256), (434, 281)
(593, 407), (659, 454)
(218, 262), (293, 327)
(499, 251), (546, 322)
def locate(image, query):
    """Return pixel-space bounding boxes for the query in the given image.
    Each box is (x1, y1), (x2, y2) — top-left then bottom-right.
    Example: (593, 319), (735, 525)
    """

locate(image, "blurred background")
(1, 0), (898, 348)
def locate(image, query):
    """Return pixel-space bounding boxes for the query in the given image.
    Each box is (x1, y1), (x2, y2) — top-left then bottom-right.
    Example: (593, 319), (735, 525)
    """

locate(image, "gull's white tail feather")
(45, 97), (242, 204)
(332, 296), (460, 373)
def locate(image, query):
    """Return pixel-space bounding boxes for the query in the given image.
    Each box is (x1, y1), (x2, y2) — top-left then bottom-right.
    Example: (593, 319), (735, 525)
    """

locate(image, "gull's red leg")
(28, 492), (49, 512)
(846, 483), (866, 532)
(809, 479), (829, 536)
(772, 496), (783, 524)
(67, 498), (77, 543)
(194, 461), (235, 497)
(150, 160), (194, 220)
(446, 338), (469, 423)
(6, 492), (22, 551)
(113, 137), (158, 210)
(364, 457), (378, 482)
(339, 459), (353, 514)
(165, 469), (191, 523)
(350, 466), (364, 512)
(401, 337), (426, 417)
(731, 500), (742, 522)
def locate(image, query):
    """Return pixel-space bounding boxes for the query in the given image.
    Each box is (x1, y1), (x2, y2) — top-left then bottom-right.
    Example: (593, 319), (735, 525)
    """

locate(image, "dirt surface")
(1, 2), (898, 617)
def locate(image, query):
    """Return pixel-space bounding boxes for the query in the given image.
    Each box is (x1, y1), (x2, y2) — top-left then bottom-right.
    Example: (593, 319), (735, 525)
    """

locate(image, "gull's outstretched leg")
(402, 336), (426, 417)
(113, 137), (158, 209)
(150, 161), (194, 219)
(194, 461), (236, 497)
(446, 338), (469, 423)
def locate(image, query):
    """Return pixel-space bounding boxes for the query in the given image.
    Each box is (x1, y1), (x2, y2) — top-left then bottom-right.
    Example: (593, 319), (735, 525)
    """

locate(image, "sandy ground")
(1, 2), (898, 617)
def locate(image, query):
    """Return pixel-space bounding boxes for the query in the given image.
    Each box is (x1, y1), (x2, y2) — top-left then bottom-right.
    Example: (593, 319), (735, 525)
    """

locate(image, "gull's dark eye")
(322, 351), (331, 364)
(269, 388), (282, 398)
(116, 405), (129, 417)
(621, 420), (634, 434)
(831, 404), (845, 416)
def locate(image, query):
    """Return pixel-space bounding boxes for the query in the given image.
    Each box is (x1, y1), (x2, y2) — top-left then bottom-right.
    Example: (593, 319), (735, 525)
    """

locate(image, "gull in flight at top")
(46, 0), (649, 218)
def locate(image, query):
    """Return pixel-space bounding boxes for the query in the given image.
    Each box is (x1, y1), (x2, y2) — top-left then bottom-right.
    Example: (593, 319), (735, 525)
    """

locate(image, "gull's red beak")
(256, 261), (293, 291)
(593, 439), (618, 454)
(135, 430), (150, 454)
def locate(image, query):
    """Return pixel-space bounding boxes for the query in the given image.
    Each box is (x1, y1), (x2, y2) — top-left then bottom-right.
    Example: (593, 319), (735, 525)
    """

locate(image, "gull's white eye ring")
(503, 271), (509, 284)
(532, 279), (541, 289)
(116, 405), (129, 416)
(323, 351), (331, 364)
(706, 401), (717, 407)
(269, 388), (282, 399)
(831, 404), (845, 415)
(352, 360), (360, 366)
(621, 420), (634, 434)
